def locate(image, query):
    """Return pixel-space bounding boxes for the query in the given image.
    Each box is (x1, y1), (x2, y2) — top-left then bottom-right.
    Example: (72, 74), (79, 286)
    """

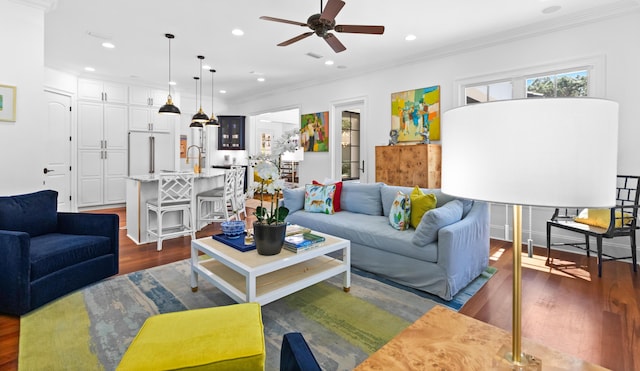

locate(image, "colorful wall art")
(391, 85), (440, 142)
(300, 111), (329, 152)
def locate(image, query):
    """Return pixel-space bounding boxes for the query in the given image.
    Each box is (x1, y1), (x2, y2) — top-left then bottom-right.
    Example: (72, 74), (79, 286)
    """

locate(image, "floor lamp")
(441, 97), (619, 368)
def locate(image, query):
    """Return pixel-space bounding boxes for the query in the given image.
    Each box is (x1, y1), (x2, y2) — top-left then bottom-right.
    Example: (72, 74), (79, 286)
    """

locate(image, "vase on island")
(253, 222), (286, 255)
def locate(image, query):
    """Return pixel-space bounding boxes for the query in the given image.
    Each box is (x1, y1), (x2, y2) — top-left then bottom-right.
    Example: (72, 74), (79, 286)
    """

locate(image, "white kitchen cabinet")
(77, 100), (128, 207)
(129, 105), (175, 132)
(78, 149), (127, 206)
(130, 86), (167, 107)
(78, 79), (128, 104)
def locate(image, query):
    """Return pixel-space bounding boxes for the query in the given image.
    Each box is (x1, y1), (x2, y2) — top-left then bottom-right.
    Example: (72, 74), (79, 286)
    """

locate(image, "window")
(465, 81), (513, 104)
(526, 70), (588, 98)
(341, 111), (360, 180)
(463, 67), (591, 106)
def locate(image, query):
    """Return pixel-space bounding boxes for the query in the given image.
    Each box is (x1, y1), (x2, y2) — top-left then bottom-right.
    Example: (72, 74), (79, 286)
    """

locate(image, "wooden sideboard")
(375, 144), (441, 188)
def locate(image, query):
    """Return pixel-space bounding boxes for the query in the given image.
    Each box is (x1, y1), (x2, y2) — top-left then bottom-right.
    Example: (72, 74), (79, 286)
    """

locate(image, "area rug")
(19, 260), (495, 371)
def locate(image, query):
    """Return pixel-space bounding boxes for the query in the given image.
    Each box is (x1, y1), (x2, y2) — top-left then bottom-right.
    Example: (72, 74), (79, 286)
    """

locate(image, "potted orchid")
(249, 129), (300, 254)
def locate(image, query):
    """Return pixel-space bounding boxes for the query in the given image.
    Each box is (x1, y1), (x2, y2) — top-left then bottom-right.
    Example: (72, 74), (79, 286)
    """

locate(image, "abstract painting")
(300, 111), (329, 152)
(0, 84), (17, 122)
(391, 85), (440, 142)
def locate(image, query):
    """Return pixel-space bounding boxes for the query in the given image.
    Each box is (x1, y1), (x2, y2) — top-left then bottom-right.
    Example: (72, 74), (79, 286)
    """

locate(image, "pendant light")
(191, 55), (209, 124)
(189, 76), (203, 128)
(206, 69), (219, 127)
(158, 33), (181, 115)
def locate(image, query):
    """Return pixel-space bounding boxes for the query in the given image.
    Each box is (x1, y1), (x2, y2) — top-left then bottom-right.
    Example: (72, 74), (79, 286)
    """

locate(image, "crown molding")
(9, 0), (57, 12)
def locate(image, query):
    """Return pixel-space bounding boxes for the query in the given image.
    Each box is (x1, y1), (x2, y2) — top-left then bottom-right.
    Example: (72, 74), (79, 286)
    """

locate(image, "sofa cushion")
(410, 186), (437, 229)
(304, 184), (336, 214)
(29, 233), (112, 280)
(0, 190), (58, 237)
(413, 200), (464, 246)
(389, 191), (410, 230)
(313, 179), (342, 212)
(340, 182), (383, 216)
(283, 187), (305, 213)
(286, 211), (438, 263)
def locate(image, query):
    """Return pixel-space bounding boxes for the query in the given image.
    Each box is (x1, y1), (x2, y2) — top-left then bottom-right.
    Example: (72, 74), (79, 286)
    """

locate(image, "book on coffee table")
(285, 224), (312, 236)
(284, 232), (325, 253)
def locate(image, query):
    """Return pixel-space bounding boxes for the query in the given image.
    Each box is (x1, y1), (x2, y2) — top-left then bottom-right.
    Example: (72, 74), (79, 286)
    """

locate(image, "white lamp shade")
(441, 98), (618, 208)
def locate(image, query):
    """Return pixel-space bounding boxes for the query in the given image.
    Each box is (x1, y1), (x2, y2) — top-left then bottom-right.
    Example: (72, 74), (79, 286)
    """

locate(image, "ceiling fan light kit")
(260, 0), (384, 53)
(159, 33), (181, 115)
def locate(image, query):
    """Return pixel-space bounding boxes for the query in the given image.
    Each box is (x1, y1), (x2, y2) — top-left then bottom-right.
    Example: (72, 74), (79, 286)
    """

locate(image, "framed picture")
(179, 135), (187, 158)
(0, 84), (17, 122)
(391, 85), (440, 142)
(260, 130), (273, 154)
(300, 111), (329, 152)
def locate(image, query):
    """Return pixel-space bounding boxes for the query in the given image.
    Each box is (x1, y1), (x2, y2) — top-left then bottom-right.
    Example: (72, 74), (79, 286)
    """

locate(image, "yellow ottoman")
(117, 303), (265, 371)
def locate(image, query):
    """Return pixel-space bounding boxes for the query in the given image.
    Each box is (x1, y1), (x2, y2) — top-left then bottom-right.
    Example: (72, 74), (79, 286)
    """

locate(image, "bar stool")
(231, 165), (247, 220)
(196, 169), (236, 229)
(147, 172), (195, 251)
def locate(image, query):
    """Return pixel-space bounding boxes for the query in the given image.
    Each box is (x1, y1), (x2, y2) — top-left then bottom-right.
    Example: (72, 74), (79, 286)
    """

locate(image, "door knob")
(43, 168), (55, 174)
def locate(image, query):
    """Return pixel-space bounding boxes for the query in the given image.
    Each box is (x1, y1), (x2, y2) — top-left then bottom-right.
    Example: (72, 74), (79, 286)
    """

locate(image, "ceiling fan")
(260, 0), (385, 53)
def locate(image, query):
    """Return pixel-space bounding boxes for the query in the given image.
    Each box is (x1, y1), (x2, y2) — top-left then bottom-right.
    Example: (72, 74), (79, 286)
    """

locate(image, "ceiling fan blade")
(334, 25), (385, 34)
(320, 0), (345, 22)
(259, 16), (307, 27)
(324, 33), (346, 53)
(277, 32), (314, 46)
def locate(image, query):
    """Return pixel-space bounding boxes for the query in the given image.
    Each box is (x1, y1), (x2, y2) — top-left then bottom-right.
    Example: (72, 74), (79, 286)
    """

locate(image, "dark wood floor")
(1, 207), (638, 370)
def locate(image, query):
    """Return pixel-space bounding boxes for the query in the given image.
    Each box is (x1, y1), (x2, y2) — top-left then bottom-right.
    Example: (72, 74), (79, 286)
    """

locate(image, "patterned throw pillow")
(389, 191), (411, 230)
(312, 179), (342, 212)
(304, 184), (337, 214)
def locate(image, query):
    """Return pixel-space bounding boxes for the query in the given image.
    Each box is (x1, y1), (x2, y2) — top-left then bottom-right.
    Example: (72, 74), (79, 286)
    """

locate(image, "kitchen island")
(126, 169), (226, 245)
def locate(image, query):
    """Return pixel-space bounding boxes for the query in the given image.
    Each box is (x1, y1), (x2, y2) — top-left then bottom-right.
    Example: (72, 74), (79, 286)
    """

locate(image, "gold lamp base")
(495, 345), (542, 370)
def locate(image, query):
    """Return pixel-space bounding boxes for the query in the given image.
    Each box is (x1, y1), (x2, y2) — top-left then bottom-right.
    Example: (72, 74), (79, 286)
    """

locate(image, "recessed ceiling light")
(101, 42), (115, 49)
(219, 90), (227, 94)
(257, 77), (265, 82)
(84, 67), (95, 72)
(542, 5), (561, 14)
(169, 81), (176, 86)
(232, 29), (244, 36)
(405, 34), (417, 41)
(202, 64), (211, 70)
(325, 60), (334, 66)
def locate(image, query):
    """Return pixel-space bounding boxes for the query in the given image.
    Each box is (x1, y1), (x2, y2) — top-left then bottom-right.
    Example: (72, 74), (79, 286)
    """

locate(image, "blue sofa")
(283, 182), (490, 300)
(0, 190), (119, 315)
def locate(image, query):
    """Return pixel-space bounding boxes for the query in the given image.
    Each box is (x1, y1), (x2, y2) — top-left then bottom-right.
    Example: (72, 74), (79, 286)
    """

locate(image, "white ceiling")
(44, 0), (639, 102)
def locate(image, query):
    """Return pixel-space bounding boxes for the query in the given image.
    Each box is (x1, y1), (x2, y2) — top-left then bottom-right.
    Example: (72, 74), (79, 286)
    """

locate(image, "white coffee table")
(190, 231), (351, 305)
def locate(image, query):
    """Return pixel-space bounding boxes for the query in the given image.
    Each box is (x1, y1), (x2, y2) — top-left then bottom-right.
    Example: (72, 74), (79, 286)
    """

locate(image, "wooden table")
(355, 306), (607, 371)
(190, 231), (350, 305)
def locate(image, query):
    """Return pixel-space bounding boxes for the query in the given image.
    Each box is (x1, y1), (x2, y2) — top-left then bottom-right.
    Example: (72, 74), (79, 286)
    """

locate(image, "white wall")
(0, 0), (49, 196)
(228, 12), (640, 255)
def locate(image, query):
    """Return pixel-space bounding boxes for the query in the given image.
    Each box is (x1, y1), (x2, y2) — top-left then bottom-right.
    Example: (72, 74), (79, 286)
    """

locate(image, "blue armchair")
(0, 190), (119, 315)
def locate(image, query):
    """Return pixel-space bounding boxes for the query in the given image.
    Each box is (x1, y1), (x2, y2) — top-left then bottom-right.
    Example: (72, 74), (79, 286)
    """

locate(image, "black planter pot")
(253, 222), (286, 256)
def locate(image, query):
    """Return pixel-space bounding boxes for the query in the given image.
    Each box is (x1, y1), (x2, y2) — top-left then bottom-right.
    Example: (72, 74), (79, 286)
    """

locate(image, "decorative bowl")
(221, 220), (245, 239)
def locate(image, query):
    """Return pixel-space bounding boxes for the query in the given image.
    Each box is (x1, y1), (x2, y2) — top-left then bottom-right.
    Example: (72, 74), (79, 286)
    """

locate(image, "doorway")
(44, 90), (72, 211)
(333, 98), (367, 182)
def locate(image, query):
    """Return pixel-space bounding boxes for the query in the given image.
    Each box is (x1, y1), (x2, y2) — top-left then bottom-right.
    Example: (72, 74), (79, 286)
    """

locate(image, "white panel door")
(44, 91), (72, 211)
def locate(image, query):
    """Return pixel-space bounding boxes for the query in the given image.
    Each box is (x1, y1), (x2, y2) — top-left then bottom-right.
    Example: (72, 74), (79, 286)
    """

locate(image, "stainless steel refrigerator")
(128, 130), (174, 175)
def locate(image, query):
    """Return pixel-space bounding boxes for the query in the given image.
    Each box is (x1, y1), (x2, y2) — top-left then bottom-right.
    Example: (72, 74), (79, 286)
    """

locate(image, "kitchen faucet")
(186, 145), (202, 173)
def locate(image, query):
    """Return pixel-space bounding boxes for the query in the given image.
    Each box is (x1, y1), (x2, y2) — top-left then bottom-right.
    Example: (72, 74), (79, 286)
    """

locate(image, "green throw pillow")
(410, 186), (437, 229)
